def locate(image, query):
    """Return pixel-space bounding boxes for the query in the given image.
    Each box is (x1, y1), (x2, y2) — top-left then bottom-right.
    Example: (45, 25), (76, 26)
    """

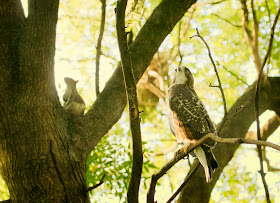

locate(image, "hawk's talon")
(183, 144), (192, 154)
(174, 144), (191, 160)
(174, 148), (184, 160)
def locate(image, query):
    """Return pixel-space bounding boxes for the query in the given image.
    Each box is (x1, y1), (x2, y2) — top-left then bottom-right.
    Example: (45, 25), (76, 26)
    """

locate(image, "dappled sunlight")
(1, 0), (277, 202)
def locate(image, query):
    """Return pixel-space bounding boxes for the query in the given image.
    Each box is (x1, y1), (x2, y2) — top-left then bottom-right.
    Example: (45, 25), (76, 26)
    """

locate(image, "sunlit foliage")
(1, 0), (279, 201)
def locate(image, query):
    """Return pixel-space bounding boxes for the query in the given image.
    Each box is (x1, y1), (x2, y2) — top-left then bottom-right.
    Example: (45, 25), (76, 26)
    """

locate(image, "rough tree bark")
(116, 0), (143, 201)
(0, 0), (197, 201)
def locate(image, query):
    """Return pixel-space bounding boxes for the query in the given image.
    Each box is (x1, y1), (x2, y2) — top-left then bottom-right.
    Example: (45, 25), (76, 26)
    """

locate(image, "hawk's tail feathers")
(210, 154), (218, 172)
(194, 146), (211, 183)
(194, 146), (218, 183)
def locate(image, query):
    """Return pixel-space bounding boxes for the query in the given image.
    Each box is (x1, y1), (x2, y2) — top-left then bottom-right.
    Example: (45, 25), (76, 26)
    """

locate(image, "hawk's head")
(171, 66), (194, 88)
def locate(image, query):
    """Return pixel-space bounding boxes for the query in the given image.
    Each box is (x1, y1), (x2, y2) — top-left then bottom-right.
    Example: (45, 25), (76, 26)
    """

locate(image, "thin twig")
(251, 0), (259, 50)
(265, 0), (271, 26)
(166, 161), (200, 203)
(87, 174), (106, 192)
(211, 14), (242, 28)
(191, 29), (227, 117)
(254, 7), (280, 203)
(115, 0), (143, 202)
(95, 0), (106, 96)
(216, 61), (248, 86)
(240, 0), (262, 71)
(147, 133), (280, 202)
(178, 20), (183, 66)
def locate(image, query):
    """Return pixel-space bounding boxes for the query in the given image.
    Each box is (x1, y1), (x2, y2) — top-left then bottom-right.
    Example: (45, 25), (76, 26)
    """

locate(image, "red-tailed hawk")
(166, 66), (218, 183)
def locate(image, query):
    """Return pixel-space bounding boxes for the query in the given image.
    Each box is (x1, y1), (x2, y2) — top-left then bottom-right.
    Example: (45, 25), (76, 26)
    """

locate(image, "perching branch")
(115, 0), (143, 202)
(87, 174), (105, 192)
(147, 132), (280, 202)
(254, 7), (280, 203)
(95, 0), (106, 96)
(191, 29), (227, 117)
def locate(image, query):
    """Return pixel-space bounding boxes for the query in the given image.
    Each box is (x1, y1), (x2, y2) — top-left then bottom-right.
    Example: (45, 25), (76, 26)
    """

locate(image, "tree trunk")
(0, 0), (197, 201)
(0, 0), (89, 201)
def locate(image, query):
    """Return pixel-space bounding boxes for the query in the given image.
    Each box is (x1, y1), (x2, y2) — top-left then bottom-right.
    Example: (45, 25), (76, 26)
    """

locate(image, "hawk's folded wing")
(168, 85), (215, 141)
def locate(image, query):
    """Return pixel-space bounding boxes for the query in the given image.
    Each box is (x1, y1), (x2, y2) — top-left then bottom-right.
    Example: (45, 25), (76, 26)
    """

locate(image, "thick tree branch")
(246, 113), (280, 141)
(95, 0), (106, 96)
(254, 7), (280, 202)
(84, 0), (197, 154)
(19, 0), (59, 89)
(0, 0), (25, 89)
(116, 1), (143, 202)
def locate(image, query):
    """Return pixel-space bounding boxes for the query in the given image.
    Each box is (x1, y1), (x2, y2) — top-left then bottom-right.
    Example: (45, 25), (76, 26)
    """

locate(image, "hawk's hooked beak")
(175, 67), (182, 73)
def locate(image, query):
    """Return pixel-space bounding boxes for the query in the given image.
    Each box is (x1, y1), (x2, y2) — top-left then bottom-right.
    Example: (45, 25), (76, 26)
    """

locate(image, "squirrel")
(63, 77), (85, 116)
